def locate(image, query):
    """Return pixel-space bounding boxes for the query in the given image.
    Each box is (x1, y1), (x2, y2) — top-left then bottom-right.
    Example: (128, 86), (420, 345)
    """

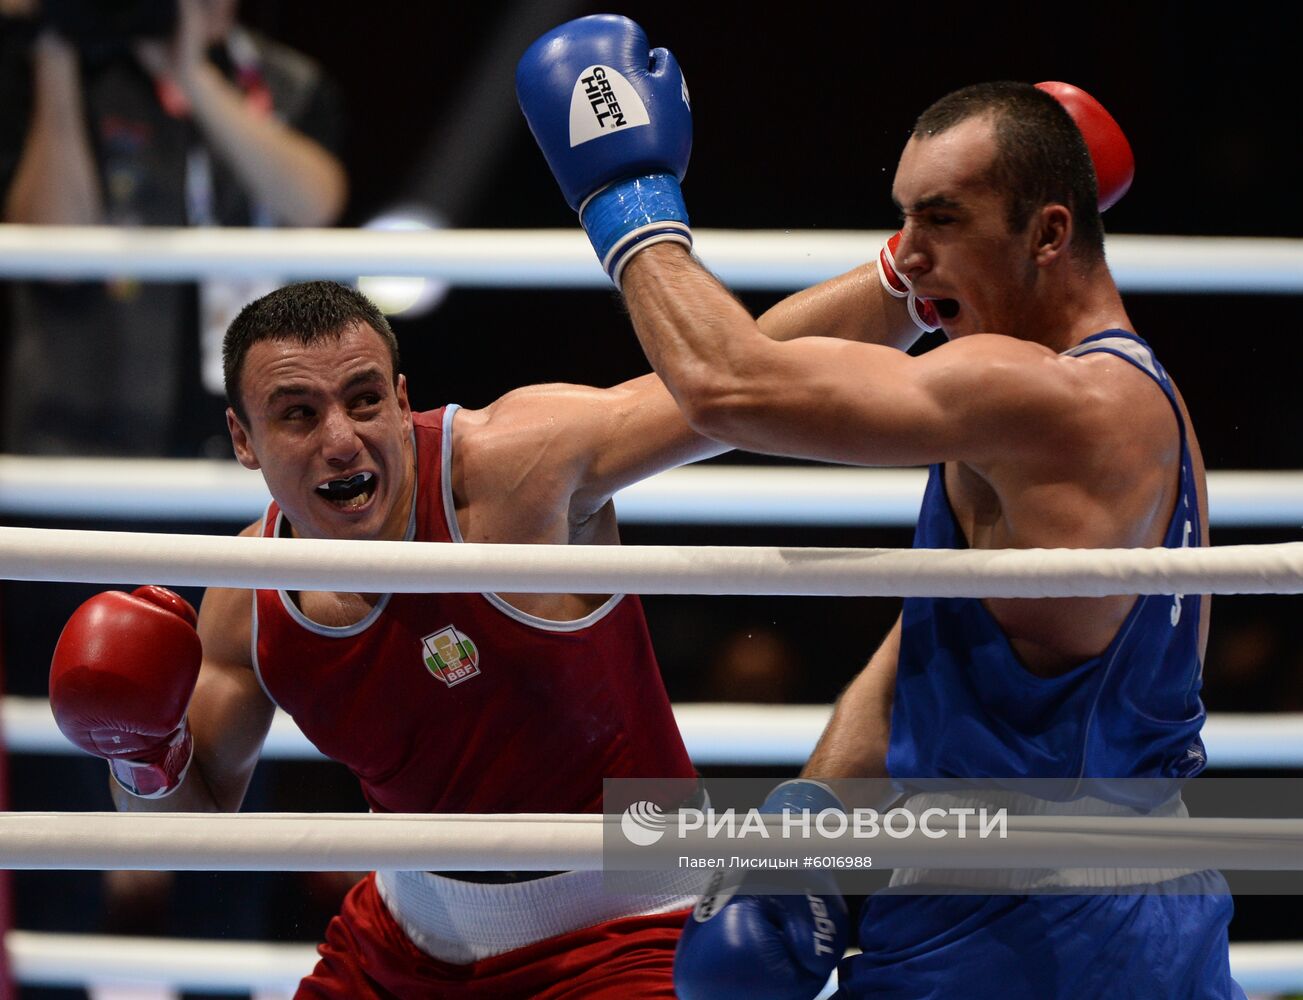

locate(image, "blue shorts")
(837, 870), (1244, 999)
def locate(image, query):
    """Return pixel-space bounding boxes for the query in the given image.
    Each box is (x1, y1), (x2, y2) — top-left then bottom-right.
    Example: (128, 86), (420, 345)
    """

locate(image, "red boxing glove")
(50, 586), (202, 799)
(1035, 81), (1134, 211)
(878, 230), (940, 332)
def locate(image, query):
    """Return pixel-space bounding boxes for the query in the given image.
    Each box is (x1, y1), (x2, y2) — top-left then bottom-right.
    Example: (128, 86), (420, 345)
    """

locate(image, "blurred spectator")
(698, 625), (806, 704)
(0, 0), (347, 457)
(0, 5), (347, 991)
(1202, 603), (1302, 713)
(1205, 615), (1282, 711)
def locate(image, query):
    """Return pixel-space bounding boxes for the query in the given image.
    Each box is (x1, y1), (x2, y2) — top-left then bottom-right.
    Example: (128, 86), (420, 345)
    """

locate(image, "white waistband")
(375, 868), (705, 964)
(887, 789), (1200, 891)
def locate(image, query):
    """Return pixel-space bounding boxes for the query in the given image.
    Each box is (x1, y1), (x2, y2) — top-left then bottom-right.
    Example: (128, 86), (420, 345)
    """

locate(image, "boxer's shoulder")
(447, 387), (601, 544)
(453, 383), (616, 480)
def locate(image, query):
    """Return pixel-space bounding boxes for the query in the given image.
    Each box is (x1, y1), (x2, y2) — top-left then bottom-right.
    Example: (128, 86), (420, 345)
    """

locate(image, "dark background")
(4, 0), (1303, 991)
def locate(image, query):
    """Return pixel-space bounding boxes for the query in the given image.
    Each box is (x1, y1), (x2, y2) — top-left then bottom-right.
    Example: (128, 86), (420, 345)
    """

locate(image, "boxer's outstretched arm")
(757, 262), (923, 352)
(458, 373), (728, 528)
(468, 273), (918, 525)
(541, 266), (923, 509)
(620, 243), (1093, 469)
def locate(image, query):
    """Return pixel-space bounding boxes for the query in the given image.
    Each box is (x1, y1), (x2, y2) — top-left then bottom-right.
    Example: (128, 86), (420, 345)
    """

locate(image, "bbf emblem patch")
(421, 625), (481, 687)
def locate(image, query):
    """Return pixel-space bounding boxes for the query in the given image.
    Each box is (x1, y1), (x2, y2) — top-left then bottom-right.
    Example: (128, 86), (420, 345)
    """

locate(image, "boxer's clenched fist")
(675, 781), (851, 1000)
(1035, 81), (1134, 211)
(50, 586), (202, 798)
(517, 14), (693, 284)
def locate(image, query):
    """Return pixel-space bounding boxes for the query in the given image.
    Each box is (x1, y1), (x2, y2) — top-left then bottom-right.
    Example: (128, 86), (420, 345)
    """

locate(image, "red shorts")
(296, 874), (687, 998)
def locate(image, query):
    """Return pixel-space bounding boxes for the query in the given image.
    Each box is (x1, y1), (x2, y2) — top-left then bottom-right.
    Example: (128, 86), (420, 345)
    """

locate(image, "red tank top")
(253, 407), (694, 814)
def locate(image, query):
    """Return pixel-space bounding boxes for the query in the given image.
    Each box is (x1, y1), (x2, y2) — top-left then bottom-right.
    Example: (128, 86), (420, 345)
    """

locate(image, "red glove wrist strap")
(108, 725), (194, 800)
(878, 234), (940, 333)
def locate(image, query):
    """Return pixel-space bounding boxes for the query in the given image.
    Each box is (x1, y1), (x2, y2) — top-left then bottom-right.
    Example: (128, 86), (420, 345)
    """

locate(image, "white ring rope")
(1, 225), (1302, 292)
(4, 811), (1303, 871)
(0, 812), (598, 872)
(1, 525), (1301, 597)
(666, 706), (1303, 769)
(7, 931), (316, 994)
(2, 459), (1301, 528)
(6, 698), (1303, 768)
(5, 935), (1298, 996)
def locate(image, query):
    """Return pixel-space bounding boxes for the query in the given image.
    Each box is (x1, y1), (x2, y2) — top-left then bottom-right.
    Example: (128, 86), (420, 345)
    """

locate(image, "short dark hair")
(223, 281), (401, 422)
(912, 81), (1105, 264)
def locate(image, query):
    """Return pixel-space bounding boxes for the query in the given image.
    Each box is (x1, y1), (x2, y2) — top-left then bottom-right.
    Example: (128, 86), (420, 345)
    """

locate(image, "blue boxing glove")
(516, 14), (692, 285)
(674, 780), (851, 1000)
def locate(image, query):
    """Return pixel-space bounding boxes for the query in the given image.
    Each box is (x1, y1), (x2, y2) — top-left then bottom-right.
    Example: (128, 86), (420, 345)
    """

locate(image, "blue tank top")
(886, 331), (1208, 789)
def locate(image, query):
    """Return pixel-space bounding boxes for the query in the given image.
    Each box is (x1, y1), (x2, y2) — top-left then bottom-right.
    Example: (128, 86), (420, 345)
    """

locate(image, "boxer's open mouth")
(315, 472), (375, 510)
(934, 299), (960, 320)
